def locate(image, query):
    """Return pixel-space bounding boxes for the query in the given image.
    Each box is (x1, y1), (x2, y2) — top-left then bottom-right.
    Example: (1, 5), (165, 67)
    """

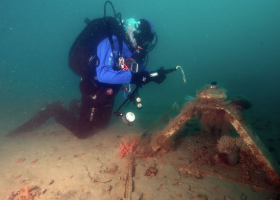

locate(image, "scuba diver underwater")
(7, 1), (181, 139)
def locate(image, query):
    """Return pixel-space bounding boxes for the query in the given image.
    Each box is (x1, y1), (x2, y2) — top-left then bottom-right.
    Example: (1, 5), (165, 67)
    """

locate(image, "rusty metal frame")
(151, 85), (280, 186)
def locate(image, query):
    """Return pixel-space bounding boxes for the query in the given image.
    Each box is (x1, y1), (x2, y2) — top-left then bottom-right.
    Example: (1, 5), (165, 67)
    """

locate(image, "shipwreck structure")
(149, 83), (280, 186)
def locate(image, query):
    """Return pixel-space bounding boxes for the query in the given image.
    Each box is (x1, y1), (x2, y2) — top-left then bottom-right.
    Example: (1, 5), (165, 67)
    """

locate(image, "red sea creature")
(16, 158), (25, 163)
(118, 138), (137, 158)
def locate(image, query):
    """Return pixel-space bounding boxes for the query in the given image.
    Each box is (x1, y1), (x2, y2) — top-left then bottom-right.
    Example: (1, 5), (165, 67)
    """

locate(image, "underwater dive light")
(114, 67), (180, 125)
(122, 112), (135, 126)
(135, 97), (142, 109)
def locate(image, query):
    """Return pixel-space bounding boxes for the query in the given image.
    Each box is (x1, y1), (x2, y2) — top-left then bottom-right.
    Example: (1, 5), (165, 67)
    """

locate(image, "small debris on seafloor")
(55, 157), (61, 160)
(194, 174), (203, 180)
(49, 180), (54, 185)
(105, 164), (118, 174)
(100, 165), (108, 174)
(96, 143), (104, 148)
(13, 175), (22, 179)
(104, 185), (112, 194)
(38, 132), (45, 137)
(94, 178), (112, 183)
(197, 194), (208, 200)
(145, 167), (158, 177)
(31, 159), (38, 163)
(16, 158), (24, 163)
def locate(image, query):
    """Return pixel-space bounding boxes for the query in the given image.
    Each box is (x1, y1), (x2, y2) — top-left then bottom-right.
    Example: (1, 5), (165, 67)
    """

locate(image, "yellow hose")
(176, 66), (186, 83)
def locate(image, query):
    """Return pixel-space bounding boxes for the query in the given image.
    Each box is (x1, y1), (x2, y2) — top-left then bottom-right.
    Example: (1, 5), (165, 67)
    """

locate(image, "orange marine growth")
(25, 186), (29, 198)
(118, 138), (138, 158)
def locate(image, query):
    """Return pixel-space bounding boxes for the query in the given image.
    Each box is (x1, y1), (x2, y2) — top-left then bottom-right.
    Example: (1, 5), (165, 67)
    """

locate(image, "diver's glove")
(151, 67), (166, 84)
(130, 71), (153, 86)
(130, 67), (167, 86)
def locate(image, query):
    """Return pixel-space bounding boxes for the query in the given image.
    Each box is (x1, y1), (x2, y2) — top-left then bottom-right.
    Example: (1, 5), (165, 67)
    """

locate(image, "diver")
(7, 2), (167, 139)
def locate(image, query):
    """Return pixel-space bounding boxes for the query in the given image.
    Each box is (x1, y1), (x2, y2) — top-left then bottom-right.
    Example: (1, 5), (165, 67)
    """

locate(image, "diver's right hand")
(152, 67), (166, 84)
(130, 71), (153, 86)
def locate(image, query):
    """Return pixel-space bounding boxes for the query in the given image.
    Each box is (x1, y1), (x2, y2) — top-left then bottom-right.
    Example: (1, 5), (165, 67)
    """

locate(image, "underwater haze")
(1, 0), (280, 159)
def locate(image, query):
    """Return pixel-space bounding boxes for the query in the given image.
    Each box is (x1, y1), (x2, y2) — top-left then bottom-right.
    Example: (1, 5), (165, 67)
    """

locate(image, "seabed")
(1, 84), (280, 200)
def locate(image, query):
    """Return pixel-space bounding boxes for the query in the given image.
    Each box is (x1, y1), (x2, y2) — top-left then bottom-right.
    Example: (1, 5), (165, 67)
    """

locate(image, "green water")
(0, 0), (279, 162)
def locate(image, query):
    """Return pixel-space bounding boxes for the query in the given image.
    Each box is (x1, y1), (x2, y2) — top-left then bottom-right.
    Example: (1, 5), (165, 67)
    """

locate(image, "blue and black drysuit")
(72, 36), (147, 138)
(8, 36), (146, 139)
(96, 36), (145, 84)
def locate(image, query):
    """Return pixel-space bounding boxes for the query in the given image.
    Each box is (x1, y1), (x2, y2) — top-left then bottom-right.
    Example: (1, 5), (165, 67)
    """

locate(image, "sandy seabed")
(0, 122), (279, 200)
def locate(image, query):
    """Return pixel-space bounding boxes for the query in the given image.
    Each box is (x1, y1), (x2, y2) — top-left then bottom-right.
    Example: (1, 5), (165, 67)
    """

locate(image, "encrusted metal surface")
(197, 85), (227, 100)
(151, 85), (280, 186)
